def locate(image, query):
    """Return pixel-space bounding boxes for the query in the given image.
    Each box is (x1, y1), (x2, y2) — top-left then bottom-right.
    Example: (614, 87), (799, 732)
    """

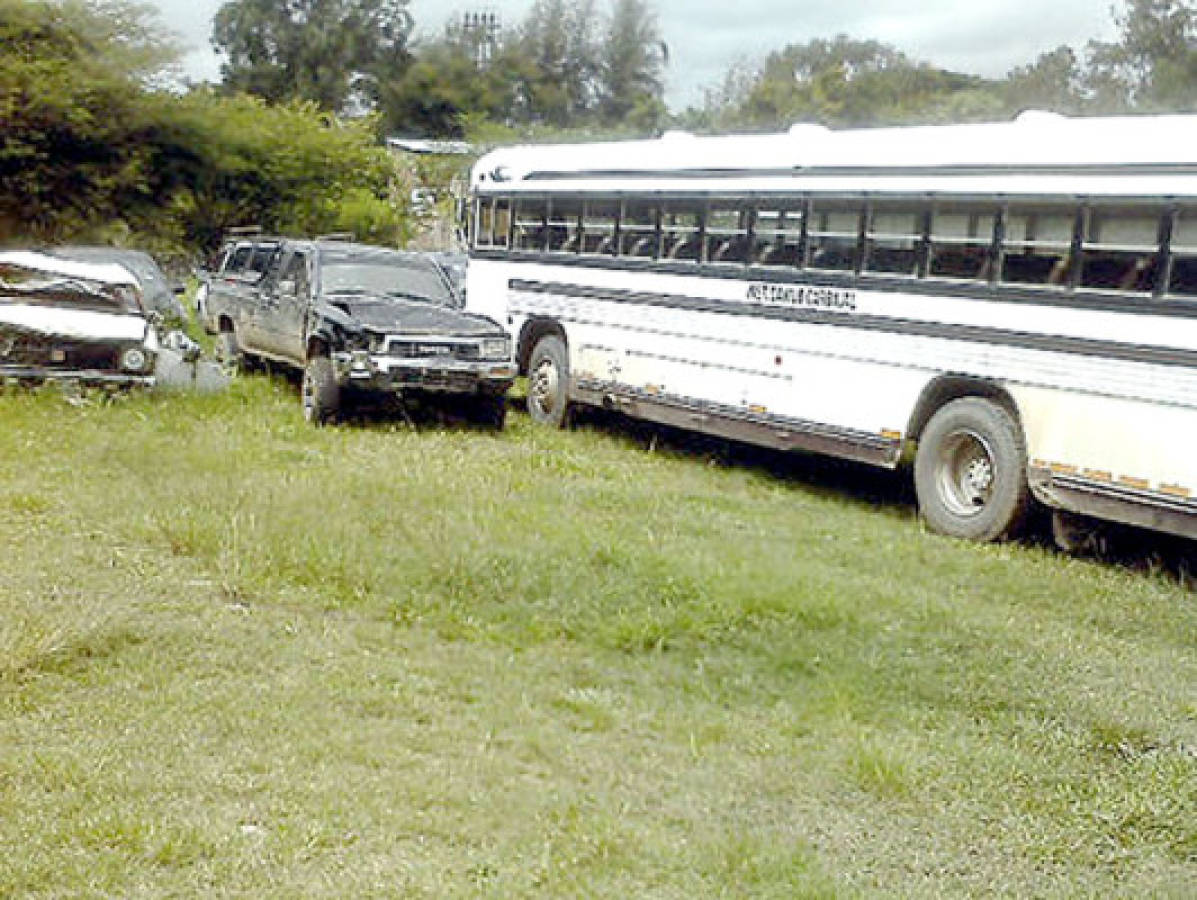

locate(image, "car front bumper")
(0, 364), (155, 387)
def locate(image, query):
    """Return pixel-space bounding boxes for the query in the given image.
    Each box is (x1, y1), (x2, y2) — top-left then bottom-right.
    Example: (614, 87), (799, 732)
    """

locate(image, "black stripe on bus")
(508, 278), (1197, 370)
(472, 248), (1197, 320)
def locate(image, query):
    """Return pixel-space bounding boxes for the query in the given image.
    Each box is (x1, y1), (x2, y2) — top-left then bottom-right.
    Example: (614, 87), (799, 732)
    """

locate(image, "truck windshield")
(321, 261), (453, 305)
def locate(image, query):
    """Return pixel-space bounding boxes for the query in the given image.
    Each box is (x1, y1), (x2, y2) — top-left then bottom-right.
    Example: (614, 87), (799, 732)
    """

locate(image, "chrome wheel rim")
(529, 356), (559, 417)
(935, 429), (995, 517)
(301, 369), (316, 421)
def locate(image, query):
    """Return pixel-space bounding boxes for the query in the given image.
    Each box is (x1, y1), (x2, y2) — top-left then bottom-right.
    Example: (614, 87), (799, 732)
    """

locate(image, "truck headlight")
(481, 337), (511, 361)
(120, 347), (151, 373)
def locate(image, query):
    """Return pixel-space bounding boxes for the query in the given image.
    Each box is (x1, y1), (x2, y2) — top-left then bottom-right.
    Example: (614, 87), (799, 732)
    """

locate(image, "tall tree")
(695, 36), (998, 131)
(0, 0), (178, 240)
(379, 0), (669, 137)
(1084, 0), (1197, 112)
(598, 0), (666, 129)
(211, 0), (414, 113)
(1004, 46), (1086, 114)
(508, 0), (602, 127)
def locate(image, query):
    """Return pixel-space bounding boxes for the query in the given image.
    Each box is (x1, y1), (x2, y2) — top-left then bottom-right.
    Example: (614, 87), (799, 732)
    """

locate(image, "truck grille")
(385, 339), (479, 360)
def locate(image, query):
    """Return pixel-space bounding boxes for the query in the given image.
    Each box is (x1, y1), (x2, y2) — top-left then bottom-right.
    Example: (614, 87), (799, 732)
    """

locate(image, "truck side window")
(278, 253), (309, 298)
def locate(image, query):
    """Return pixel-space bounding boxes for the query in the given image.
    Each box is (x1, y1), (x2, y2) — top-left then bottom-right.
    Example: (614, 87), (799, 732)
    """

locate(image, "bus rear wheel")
(914, 397), (1029, 542)
(527, 334), (571, 428)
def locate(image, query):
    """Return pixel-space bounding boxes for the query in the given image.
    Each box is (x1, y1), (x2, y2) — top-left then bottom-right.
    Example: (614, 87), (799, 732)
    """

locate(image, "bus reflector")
(1161, 483), (1191, 498)
(1119, 475), (1150, 490)
(1082, 469), (1113, 482)
(748, 404), (767, 414)
(881, 429), (902, 440)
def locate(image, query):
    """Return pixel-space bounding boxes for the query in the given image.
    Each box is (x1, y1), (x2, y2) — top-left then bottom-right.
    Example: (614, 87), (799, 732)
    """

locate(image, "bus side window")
(473, 199), (493, 249)
(929, 206), (996, 281)
(513, 198), (547, 251)
(808, 203), (862, 272)
(662, 202), (702, 261)
(865, 205), (922, 277)
(1001, 206), (1075, 287)
(705, 204), (749, 264)
(1080, 206), (1160, 294)
(547, 198), (583, 253)
(582, 200), (619, 255)
(752, 202), (804, 267)
(493, 199), (511, 249)
(620, 199), (659, 258)
(1168, 210), (1197, 296)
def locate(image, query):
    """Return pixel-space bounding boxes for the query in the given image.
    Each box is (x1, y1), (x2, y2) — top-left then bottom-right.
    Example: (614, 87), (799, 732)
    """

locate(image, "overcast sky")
(160, 0), (1119, 111)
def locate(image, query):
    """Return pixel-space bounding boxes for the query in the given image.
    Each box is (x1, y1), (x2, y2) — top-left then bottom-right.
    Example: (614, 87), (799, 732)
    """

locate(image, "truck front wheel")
(302, 355), (340, 425)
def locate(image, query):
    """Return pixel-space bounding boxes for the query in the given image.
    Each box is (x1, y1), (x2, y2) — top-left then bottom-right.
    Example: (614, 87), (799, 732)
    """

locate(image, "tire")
(302, 355), (340, 425)
(526, 334), (571, 428)
(216, 329), (245, 375)
(914, 397), (1029, 542)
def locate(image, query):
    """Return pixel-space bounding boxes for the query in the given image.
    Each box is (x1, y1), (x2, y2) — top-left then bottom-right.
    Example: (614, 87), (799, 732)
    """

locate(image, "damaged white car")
(0, 250), (225, 391)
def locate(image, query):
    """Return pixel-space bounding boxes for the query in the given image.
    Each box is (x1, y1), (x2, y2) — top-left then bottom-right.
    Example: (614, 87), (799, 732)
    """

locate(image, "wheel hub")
(530, 358), (558, 414)
(301, 371), (315, 420)
(937, 430), (996, 516)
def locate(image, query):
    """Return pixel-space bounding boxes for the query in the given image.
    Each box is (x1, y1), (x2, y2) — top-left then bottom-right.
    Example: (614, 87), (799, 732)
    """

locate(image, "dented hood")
(0, 251), (149, 342)
(332, 296), (503, 336)
(0, 250), (139, 289)
(0, 305), (149, 342)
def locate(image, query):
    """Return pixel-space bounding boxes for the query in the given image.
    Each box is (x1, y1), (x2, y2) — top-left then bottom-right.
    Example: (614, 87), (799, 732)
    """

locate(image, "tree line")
(212, 0), (669, 136)
(5, 0), (1197, 258)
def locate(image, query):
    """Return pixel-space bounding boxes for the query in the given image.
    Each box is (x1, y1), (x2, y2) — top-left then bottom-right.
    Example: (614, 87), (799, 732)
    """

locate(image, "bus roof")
(472, 113), (1197, 194)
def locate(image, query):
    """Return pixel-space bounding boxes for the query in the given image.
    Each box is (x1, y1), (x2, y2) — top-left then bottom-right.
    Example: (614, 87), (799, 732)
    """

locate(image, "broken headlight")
(338, 327), (370, 352)
(119, 346), (152, 373)
(480, 337), (511, 361)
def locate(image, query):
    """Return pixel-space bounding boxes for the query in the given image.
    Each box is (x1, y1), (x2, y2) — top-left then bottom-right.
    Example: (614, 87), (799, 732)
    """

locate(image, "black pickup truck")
(214, 240), (514, 426)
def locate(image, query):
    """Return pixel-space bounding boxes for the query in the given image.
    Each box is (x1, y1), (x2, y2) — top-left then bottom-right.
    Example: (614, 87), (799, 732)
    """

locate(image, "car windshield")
(0, 263), (141, 313)
(320, 260), (453, 305)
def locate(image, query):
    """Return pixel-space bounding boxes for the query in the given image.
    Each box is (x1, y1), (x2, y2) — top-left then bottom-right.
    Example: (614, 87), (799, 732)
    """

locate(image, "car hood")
(0, 253), (149, 343)
(0, 305), (149, 343)
(326, 296), (502, 336)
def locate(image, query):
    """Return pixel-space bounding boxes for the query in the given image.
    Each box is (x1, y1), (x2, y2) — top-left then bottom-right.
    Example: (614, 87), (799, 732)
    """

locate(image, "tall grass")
(0, 380), (1193, 897)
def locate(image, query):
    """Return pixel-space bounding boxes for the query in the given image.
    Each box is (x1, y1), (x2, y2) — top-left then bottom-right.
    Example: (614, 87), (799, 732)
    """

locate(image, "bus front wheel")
(527, 334), (571, 428)
(914, 397), (1029, 542)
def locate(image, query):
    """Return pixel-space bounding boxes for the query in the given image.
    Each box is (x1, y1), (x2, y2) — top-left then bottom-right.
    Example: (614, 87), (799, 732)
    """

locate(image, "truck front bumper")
(332, 351), (515, 395)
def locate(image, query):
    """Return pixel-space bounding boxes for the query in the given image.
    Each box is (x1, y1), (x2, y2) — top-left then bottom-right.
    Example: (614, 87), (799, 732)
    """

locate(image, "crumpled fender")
(308, 301), (365, 350)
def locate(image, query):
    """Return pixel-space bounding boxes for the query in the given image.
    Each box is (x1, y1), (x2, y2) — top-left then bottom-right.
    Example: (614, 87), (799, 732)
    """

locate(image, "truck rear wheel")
(216, 330), (245, 375)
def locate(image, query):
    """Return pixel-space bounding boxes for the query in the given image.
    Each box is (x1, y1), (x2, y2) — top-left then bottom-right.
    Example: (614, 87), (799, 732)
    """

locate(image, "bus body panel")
(468, 114), (1197, 540)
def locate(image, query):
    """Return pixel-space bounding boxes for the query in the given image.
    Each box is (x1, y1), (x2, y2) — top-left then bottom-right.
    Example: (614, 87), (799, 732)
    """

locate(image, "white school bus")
(466, 112), (1197, 543)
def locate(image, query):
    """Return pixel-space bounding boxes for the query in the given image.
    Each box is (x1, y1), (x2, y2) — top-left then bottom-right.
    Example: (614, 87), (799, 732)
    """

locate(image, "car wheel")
(527, 334), (570, 428)
(914, 397), (1029, 542)
(302, 355), (340, 425)
(217, 330), (245, 375)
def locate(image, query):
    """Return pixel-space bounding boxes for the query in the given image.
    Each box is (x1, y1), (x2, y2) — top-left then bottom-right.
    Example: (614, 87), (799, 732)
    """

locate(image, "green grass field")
(1, 377), (1194, 897)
